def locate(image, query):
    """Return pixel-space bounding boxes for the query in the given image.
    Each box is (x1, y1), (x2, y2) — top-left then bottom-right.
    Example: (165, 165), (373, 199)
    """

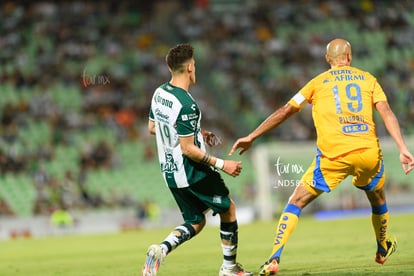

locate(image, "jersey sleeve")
(288, 79), (314, 110)
(176, 104), (196, 137)
(288, 92), (307, 109)
(149, 107), (154, 121)
(372, 79), (387, 103)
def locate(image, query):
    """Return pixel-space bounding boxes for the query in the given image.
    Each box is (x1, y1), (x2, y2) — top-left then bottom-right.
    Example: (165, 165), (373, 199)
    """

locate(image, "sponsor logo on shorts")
(213, 195), (222, 204)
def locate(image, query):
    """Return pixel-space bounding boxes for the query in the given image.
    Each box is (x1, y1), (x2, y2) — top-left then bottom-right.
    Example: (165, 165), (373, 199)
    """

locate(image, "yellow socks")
(269, 203), (301, 262)
(371, 203), (389, 254)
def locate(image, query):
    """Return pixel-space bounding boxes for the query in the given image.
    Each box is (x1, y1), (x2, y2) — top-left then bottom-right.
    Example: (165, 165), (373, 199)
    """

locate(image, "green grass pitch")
(1, 213), (413, 275)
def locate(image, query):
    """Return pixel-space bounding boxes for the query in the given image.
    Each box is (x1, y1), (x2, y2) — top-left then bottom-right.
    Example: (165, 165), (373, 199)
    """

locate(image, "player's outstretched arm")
(221, 159), (243, 177)
(375, 101), (414, 174)
(229, 135), (254, 156)
(399, 151), (414, 174)
(180, 135), (242, 177)
(229, 103), (299, 156)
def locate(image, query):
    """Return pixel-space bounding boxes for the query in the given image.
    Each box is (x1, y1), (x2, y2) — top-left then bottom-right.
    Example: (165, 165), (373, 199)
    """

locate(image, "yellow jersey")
(288, 65), (387, 159)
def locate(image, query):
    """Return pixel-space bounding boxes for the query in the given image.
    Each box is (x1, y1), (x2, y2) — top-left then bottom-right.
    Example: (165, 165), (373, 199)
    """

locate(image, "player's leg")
(353, 148), (396, 264)
(260, 153), (348, 275)
(159, 186), (207, 255)
(218, 199), (238, 269)
(259, 184), (319, 276)
(143, 221), (202, 276)
(364, 187), (396, 264)
(268, 155), (329, 263)
(190, 170), (252, 275)
(159, 220), (204, 255)
(142, 187), (206, 276)
(264, 184), (319, 271)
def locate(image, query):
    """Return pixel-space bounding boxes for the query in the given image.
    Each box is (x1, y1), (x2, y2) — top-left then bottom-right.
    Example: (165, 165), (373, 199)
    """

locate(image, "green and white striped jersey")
(149, 83), (211, 188)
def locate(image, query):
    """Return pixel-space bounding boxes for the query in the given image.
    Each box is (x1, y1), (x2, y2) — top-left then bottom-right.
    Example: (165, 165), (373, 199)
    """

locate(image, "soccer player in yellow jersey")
(229, 38), (414, 275)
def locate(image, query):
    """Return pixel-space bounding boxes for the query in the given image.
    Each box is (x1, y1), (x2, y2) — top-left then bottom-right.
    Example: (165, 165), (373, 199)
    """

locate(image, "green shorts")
(169, 170), (230, 225)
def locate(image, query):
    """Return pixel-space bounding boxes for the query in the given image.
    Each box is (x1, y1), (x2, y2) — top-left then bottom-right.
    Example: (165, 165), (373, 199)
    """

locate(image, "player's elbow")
(180, 144), (192, 158)
(148, 121), (156, 135)
(181, 145), (200, 162)
(282, 103), (299, 118)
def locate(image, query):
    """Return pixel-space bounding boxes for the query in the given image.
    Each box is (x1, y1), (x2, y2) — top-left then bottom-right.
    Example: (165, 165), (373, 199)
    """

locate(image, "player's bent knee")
(288, 184), (319, 208)
(172, 224), (197, 241)
(190, 219), (206, 234)
(365, 188), (386, 206)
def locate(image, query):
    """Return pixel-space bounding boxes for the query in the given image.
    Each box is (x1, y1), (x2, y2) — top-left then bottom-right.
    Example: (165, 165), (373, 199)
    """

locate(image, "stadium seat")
(0, 174), (35, 217)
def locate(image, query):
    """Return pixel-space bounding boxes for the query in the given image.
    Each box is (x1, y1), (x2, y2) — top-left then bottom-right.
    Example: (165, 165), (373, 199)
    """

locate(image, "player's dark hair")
(166, 44), (194, 73)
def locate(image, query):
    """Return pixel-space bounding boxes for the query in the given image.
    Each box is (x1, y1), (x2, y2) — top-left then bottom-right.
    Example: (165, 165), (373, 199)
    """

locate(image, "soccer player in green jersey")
(142, 44), (252, 276)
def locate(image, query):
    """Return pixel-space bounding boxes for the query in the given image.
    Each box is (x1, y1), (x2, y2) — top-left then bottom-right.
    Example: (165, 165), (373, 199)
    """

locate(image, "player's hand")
(202, 130), (222, 147)
(229, 136), (253, 156)
(400, 150), (414, 174)
(222, 160), (242, 177)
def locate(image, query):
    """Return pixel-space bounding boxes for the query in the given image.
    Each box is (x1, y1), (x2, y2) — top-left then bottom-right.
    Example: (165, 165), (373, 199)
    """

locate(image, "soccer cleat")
(258, 259), (279, 276)
(375, 235), (397, 265)
(142, 245), (165, 276)
(219, 263), (253, 276)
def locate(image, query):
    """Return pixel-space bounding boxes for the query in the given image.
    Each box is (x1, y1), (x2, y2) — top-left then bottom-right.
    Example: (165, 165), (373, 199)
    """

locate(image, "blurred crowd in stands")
(1, 0), (414, 216)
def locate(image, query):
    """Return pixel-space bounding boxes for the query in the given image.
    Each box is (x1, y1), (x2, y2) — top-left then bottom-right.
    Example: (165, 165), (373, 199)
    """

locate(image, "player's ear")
(187, 62), (193, 73)
(347, 53), (352, 63)
(325, 54), (330, 64)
